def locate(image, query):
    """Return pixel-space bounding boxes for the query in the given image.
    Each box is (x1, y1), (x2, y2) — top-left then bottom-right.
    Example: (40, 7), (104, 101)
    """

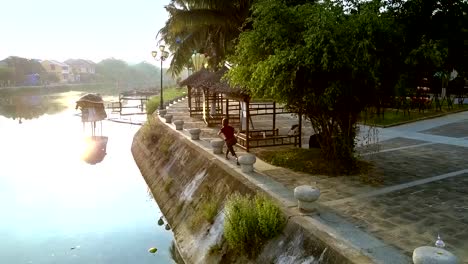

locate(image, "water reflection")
(0, 90), (176, 263)
(81, 136), (108, 165)
(0, 93), (67, 122)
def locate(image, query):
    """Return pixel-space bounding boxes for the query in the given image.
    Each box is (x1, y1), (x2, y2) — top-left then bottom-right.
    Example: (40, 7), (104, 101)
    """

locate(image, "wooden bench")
(236, 129), (299, 150)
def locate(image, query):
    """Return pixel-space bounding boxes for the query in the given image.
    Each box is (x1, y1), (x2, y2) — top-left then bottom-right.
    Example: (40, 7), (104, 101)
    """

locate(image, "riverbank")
(0, 83), (125, 96)
(131, 102), (409, 263)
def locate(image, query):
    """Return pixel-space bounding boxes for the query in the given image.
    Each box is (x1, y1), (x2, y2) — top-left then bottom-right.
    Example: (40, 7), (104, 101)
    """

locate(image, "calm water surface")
(0, 91), (175, 264)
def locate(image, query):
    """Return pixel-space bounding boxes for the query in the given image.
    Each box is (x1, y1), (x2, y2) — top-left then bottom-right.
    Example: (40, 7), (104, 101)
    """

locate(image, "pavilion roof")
(179, 67), (249, 100)
(179, 68), (212, 87)
(209, 81), (249, 100)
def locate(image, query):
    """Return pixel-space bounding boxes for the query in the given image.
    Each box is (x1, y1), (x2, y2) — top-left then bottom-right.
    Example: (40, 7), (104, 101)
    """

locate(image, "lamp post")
(152, 45), (170, 110)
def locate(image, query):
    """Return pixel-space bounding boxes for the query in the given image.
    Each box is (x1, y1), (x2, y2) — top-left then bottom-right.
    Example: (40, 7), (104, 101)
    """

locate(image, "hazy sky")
(0, 0), (170, 65)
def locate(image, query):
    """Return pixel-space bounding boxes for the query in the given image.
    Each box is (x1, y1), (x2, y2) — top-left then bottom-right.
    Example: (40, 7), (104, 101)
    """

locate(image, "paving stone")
(164, 98), (468, 262)
(420, 119), (468, 138)
(332, 176), (468, 260)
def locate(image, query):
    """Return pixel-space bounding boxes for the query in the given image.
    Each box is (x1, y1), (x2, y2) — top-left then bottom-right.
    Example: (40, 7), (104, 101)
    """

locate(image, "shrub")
(140, 117), (158, 143)
(146, 97), (160, 115)
(224, 193), (285, 258)
(255, 195), (285, 240)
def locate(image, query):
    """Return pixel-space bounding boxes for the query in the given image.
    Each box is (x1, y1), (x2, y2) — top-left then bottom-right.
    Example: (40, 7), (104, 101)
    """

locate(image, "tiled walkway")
(164, 99), (468, 262)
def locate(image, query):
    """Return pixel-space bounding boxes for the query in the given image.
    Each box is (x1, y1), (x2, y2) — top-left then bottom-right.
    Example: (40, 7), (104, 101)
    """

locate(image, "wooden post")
(188, 86), (192, 116)
(225, 96), (229, 118)
(273, 101), (276, 131)
(298, 111), (302, 147)
(246, 97), (250, 152)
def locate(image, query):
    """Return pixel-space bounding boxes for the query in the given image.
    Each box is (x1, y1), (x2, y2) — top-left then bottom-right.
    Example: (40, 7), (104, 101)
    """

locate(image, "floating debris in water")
(70, 245), (80, 250)
(158, 217), (164, 226)
(165, 224), (171, 230)
(148, 247), (158, 254)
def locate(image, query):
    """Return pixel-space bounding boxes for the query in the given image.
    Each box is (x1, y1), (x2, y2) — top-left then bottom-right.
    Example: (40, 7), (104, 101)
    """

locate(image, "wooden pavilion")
(180, 68), (302, 152)
(210, 82), (302, 151)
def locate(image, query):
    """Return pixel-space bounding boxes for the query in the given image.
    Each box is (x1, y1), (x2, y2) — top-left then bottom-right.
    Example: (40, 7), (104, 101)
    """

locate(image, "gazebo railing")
(235, 129), (299, 151)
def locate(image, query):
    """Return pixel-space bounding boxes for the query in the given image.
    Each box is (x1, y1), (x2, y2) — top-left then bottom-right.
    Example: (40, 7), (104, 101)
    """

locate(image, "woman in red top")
(218, 118), (239, 165)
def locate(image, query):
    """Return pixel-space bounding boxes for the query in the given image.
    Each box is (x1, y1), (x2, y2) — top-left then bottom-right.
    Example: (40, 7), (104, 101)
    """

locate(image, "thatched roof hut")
(179, 67), (227, 87)
(76, 93), (107, 122)
(179, 67), (248, 99)
(179, 68), (212, 87)
(209, 81), (249, 101)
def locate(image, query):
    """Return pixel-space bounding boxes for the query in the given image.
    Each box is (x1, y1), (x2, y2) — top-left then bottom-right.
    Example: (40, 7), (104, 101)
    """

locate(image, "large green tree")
(228, 0), (400, 168)
(158, 0), (252, 74)
(95, 58), (178, 88)
(0, 66), (14, 83)
(391, 0), (468, 91)
(0, 56), (45, 84)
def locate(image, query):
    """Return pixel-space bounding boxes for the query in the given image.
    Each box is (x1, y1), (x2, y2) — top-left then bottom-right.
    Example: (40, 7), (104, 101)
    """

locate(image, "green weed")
(223, 193), (285, 258)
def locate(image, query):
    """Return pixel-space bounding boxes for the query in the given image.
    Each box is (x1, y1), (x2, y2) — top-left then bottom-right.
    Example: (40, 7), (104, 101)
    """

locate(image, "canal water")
(0, 91), (177, 264)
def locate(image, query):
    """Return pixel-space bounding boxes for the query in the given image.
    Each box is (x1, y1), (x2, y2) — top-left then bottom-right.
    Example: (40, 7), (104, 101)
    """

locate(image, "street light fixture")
(152, 45), (170, 110)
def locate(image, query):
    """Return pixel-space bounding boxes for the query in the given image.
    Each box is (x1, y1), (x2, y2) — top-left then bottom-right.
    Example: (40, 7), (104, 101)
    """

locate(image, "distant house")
(41, 60), (71, 83)
(65, 59), (96, 82)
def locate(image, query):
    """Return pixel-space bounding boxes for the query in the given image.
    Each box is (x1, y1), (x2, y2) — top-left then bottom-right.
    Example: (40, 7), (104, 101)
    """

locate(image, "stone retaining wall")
(131, 116), (374, 263)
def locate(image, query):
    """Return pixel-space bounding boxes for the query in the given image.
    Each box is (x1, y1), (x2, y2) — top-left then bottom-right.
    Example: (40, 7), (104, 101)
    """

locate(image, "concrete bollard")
(238, 154), (256, 173)
(413, 246), (459, 264)
(164, 114), (173, 124)
(188, 128), (201, 140)
(294, 185), (321, 212)
(173, 120), (184, 130)
(210, 139), (224, 154)
(158, 109), (167, 117)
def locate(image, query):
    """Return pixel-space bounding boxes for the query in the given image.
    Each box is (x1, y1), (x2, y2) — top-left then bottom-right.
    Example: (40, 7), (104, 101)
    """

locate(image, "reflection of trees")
(0, 94), (67, 122)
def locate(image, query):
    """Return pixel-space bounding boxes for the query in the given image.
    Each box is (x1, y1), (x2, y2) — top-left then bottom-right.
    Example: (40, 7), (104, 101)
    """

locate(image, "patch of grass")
(190, 196), (221, 230)
(159, 137), (173, 154)
(146, 87), (187, 114)
(175, 203), (184, 215)
(224, 193), (285, 259)
(254, 147), (368, 176)
(208, 243), (223, 255)
(140, 117), (157, 142)
(202, 198), (220, 224)
(164, 178), (173, 193)
(361, 104), (468, 127)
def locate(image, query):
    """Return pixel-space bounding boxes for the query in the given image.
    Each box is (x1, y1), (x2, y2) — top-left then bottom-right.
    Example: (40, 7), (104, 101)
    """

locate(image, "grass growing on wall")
(146, 87), (187, 115)
(190, 188), (222, 230)
(224, 193), (285, 258)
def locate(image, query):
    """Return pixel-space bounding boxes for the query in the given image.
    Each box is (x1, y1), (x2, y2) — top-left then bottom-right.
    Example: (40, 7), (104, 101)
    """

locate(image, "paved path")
(164, 99), (468, 262)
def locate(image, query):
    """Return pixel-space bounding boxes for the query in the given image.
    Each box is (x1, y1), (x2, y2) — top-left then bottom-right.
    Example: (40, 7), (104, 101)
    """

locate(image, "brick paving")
(164, 98), (468, 262)
(420, 119), (468, 138)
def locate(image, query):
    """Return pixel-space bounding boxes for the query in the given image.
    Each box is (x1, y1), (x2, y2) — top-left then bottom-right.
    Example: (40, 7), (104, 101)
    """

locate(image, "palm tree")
(158, 0), (252, 75)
